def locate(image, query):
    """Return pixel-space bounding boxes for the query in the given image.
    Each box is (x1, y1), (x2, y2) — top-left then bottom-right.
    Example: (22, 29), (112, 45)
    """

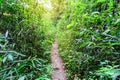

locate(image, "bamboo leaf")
(18, 76), (26, 80)
(7, 54), (13, 61)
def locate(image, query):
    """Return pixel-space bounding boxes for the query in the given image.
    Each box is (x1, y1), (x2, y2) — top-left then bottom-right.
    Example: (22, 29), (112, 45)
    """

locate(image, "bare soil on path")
(51, 37), (67, 80)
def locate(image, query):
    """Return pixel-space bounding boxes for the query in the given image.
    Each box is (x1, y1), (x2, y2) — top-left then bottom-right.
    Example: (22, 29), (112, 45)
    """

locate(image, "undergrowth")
(57, 0), (120, 79)
(1, 0), (120, 80)
(0, 0), (54, 79)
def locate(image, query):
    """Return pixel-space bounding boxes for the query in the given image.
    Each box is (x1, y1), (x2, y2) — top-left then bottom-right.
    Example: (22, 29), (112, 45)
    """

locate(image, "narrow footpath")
(51, 37), (67, 80)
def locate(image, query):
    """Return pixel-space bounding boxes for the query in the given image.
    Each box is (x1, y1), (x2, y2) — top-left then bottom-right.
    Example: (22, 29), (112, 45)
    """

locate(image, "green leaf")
(115, 19), (120, 24)
(112, 71), (120, 80)
(0, 56), (2, 61)
(66, 21), (74, 29)
(0, 39), (2, 42)
(2, 56), (7, 63)
(79, 41), (90, 48)
(18, 76), (26, 80)
(35, 75), (50, 80)
(91, 11), (99, 15)
(7, 54), (13, 61)
(97, 0), (106, 3)
(0, 1), (2, 6)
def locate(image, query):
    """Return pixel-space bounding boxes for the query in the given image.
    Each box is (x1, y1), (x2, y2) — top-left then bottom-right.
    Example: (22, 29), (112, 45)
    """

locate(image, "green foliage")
(0, 0), (53, 79)
(1, 0), (120, 80)
(57, 0), (120, 79)
(0, 31), (51, 79)
(94, 65), (120, 79)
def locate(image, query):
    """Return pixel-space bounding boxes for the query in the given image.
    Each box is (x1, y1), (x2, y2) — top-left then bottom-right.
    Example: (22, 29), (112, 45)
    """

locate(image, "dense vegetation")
(0, 0), (54, 79)
(57, 0), (120, 79)
(0, 0), (120, 80)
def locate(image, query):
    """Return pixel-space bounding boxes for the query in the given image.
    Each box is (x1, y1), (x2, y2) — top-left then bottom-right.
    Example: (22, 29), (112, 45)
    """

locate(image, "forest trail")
(51, 37), (67, 80)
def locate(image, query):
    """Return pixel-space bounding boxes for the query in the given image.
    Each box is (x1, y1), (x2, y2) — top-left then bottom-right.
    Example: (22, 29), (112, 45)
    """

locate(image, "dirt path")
(51, 37), (67, 80)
